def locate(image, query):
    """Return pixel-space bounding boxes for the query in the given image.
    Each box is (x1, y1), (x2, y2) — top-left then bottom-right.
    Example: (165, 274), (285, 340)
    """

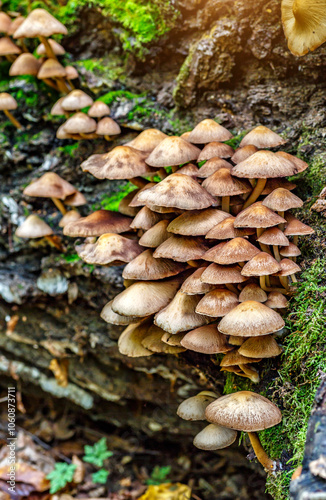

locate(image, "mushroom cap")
(96, 117), (121, 136)
(274, 258), (301, 276)
(206, 217), (255, 240)
(203, 238), (260, 265)
(128, 183), (156, 208)
(197, 157), (233, 178)
(262, 178), (297, 195)
(181, 131), (191, 141)
(239, 284), (267, 303)
(139, 220), (171, 248)
(231, 151), (298, 179)
(241, 252), (281, 277)
(0, 92), (17, 110)
(154, 290), (210, 334)
(282, 0), (326, 56)
(58, 210), (81, 228)
(0, 12), (12, 33)
(51, 97), (65, 116)
(88, 100), (111, 117)
(112, 277), (181, 317)
(141, 325), (186, 354)
(118, 190), (139, 217)
(154, 235), (209, 262)
(220, 350), (261, 367)
(100, 300), (138, 326)
(63, 210), (131, 237)
(197, 142), (234, 161)
(181, 324), (232, 354)
(177, 392), (217, 421)
(56, 124), (75, 140)
(205, 391), (282, 432)
(64, 191), (87, 207)
(279, 242), (301, 257)
(36, 38), (65, 56)
(130, 207), (171, 231)
(202, 168), (252, 197)
(122, 249), (187, 280)
(65, 65), (79, 80)
(161, 331), (186, 347)
(125, 128), (167, 152)
(167, 209), (229, 236)
(145, 136), (200, 167)
(14, 8), (68, 38)
(15, 214), (53, 238)
(262, 188), (303, 211)
(275, 151), (308, 173)
(118, 320), (153, 357)
(177, 163), (200, 177)
(38, 58), (66, 79)
(181, 267), (217, 295)
(231, 145), (258, 164)
(196, 289), (239, 317)
(76, 233), (143, 265)
(81, 146), (153, 180)
(62, 90), (94, 111)
(9, 53), (41, 76)
(193, 424), (237, 451)
(137, 173), (216, 211)
(239, 335), (282, 358)
(7, 16), (25, 36)
(265, 291), (288, 309)
(284, 213), (314, 236)
(0, 37), (21, 55)
(234, 202), (286, 228)
(63, 112), (97, 134)
(257, 227), (289, 246)
(239, 126), (286, 149)
(218, 301), (285, 337)
(24, 172), (76, 200)
(201, 263), (248, 285)
(188, 119), (233, 144)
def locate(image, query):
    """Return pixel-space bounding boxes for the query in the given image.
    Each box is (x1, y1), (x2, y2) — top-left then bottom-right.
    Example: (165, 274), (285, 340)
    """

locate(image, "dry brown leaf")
(138, 483), (192, 500)
(72, 454), (85, 484)
(6, 315), (19, 335)
(0, 463), (50, 492)
(49, 359), (69, 387)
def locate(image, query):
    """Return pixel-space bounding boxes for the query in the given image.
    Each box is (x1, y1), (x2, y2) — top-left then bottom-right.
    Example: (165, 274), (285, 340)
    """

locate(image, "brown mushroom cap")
(239, 126), (286, 149)
(63, 112), (97, 134)
(125, 128), (168, 152)
(284, 213), (314, 236)
(262, 178), (297, 195)
(145, 136), (200, 167)
(196, 289), (239, 317)
(56, 124), (76, 140)
(161, 331), (186, 347)
(76, 233), (143, 265)
(279, 242), (301, 257)
(24, 172), (76, 200)
(239, 283), (267, 303)
(81, 146), (154, 180)
(177, 163), (200, 177)
(64, 191), (87, 207)
(232, 151), (298, 179)
(112, 277), (181, 317)
(88, 100), (111, 118)
(128, 183), (156, 208)
(220, 350), (261, 367)
(201, 263), (248, 285)
(154, 291), (210, 334)
(7, 16), (25, 36)
(206, 217), (255, 240)
(38, 58), (66, 79)
(137, 173), (215, 211)
(198, 142), (234, 161)
(65, 66), (79, 80)
(205, 391), (282, 432)
(177, 392), (218, 421)
(231, 145), (259, 164)
(262, 188), (303, 211)
(265, 291), (288, 309)
(154, 235), (209, 262)
(234, 202), (286, 228)
(118, 190), (139, 217)
(9, 53), (41, 76)
(275, 151), (308, 173)
(96, 117), (121, 136)
(118, 320), (153, 357)
(62, 90), (93, 111)
(141, 325), (186, 354)
(0, 37), (22, 55)
(241, 252), (281, 277)
(51, 97), (65, 116)
(0, 92), (17, 110)
(239, 335), (282, 358)
(203, 237), (260, 265)
(218, 301), (285, 337)
(193, 424), (237, 451)
(100, 300), (138, 326)
(36, 38), (65, 56)
(138, 220), (171, 248)
(181, 267), (216, 295)
(197, 157), (233, 178)
(188, 119), (233, 144)
(58, 210), (81, 228)
(130, 207), (170, 231)
(167, 209), (229, 237)
(122, 249), (187, 280)
(180, 131), (191, 141)
(202, 168), (252, 197)
(257, 227), (289, 246)
(181, 324), (232, 354)
(274, 258), (301, 276)
(63, 210), (131, 237)
(14, 8), (67, 38)
(15, 214), (53, 239)
(0, 12), (12, 33)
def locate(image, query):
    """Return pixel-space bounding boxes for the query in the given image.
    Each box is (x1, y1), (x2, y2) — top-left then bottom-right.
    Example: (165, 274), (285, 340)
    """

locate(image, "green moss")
(96, 183), (136, 212)
(57, 143), (79, 157)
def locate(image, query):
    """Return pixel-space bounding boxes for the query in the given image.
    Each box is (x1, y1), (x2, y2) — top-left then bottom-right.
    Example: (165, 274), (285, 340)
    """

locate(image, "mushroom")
(0, 12), (12, 34)
(177, 391), (218, 421)
(241, 252), (283, 292)
(88, 100), (111, 118)
(161, 331), (186, 347)
(15, 214), (61, 250)
(180, 324), (233, 354)
(203, 237), (260, 266)
(205, 391), (282, 471)
(177, 163), (200, 177)
(124, 128), (168, 153)
(153, 235), (209, 262)
(138, 220), (171, 248)
(76, 233), (143, 266)
(36, 38), (65, 56)
(200, 263), (248, 289)
(122, 249), (187, 280)
(167, 208), (229, 236)
(284, 213), (315, 246)
(197, 142), (234, 161)
(7, 16), (25, 36)
(193, 424), (237, 451)
(238, 335), (282, 358)
(239, 126), (286, 149)
(181, 267), (216, 295)
(187, 119), (233, 144)
(239, 283), (268, 303)
(23, 172), (76, 215)
(130, 207), (170, 231)
(62, 90), (94, 112)
(262, 188), (303, 218)
(262, 178), (297, 195)
(63, 210), (132, 237)
(62, 112), (97, 139)
(196, 289), (239, 317)
(197, 157), (233, 178)
(118, 319), (154, 357)
(202, 168), (252, 212)
(275, 151), (308, 173)
(96, 117), (121, 141)
(64, 191), (87, 208)
(231, 145), (258, 164)
(265, 291), (288, 309)
(220, 350), (261, 383)
(0, 37), (21, 61)
(234, 202), (287, 240)
(279, 242), (301, 260)
(100, 300), (139, 326)
(257, 227), (289, 261)
(206, 217), (255, 240)
(141, 325), (186, 354)
(145, 136), (200, 172)
(273, 258), (301, 286)
(9, 53), (41, 76)
(37, 58), (68, 93)
(0, 92), (22, 129)
(58, 210), (81, 228)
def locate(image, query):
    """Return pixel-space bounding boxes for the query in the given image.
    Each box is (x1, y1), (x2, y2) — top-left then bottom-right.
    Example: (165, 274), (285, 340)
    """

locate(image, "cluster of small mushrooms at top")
(15, 119), (313, 471)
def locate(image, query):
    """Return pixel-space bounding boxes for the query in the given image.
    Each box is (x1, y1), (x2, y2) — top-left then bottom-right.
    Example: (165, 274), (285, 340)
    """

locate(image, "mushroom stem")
(187, 260), (199, 267)
(256, 228), (264, 238)
(172, 166), (178, 173)
(259, 275), (268, 291)
(222, 196), (230, 213)
(243, 178), (267, 209)
(130, 177), (148, 188)
(67, 79), (75, 90)
(56, 77), (70, 94)
(226, 283), (238, 294)
(293, 235), (299, 246)
(5, 54), (16, 62)
(259, 242), (272, 255)
(291, 274), (298, 283)
(3, 109), (23, 129)
(278, 211), (285, 231)
(238, 262), (244, 268)
(42, 78), (60, 91)
(247, 432), (276, 472)
(51, 197), (67, 215)
(279, 276), (289, 290)
(273, 245), (281, 262)
(104, 135), (111, 141)
(158, 168), (168, 180)
(45, 235), (64, 251)
(39, 35), (58, 61)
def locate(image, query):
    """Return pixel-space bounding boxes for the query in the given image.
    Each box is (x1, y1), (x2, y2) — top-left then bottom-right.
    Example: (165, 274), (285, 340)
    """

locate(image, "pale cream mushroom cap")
(154, 235), (209, 262)
(188, 119), (233, 144)
(241, 252), (281, 277)
(62, 90), (94, 111)
(0, 37), (21, 55)
(234, 202), (286, 228)
(88, 100), (111, 118)
(177, 392), (217, 421)
(100, 300), (139, 326)
(181, 324), (232, 354)
(36, 38), (65, 56)
(201, 263), (248, 285)
(196, 289), (239, 317)
(262, 188), (303, 211)
(63, 210), (131, 237)
(9, 53), (41, 76)
(0, 92), (17, 110)
(239, 284), (267, 303)
(239, 126), (286, 149)
(181, 267), (217, 295)
(203, 237), (260, 265)
(145, 136), (200, 167)
(15, 214), (53, 239)
(63, 112), (97, 134)
(23, 172), (76, 200)
(167, 208), (229, 236)
(122, 249), (187, 280)
(76, 233), (143, 265)
(141, 325), (186, 354)
(197, 157), (233, 179)
(193, 424), (237, 451)
(138, 220), (171, 248)
(232, 150), (298, 178)
(197, 142), (234, 161)
(125, 128), (167, 152)
(118, 320), (154, 357)
(14, 8), (68, 38)
(96, 117), (121, 136)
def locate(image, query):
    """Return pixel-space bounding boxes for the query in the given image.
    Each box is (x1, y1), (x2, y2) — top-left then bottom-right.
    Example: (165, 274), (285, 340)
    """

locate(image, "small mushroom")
(167, 208), (229, 236)
(15, 214), (61, 250)
(181, 267), (216, 295)
(63, 210), (132, 237)
(36, 38), (65, 56)
(154, 235), (209, 262)
(193, 424), (237, 451)
(187, 119), (233, 144)
(23, 172), (76, 215)
(203, 237), (260, 265)
(9, 53), (41, 76)
(96, 117), (121, 141)
(197, 142), (234, 161)
(124, 128), (167, 153)
(76, 233), (143, 266)
(202, 168), (252, 212)
(197, 157), (233, 178)
(0, 92), (22, 129)
(181, 324), (233, 354)
(177, 391), (218, 421)
(118, 319), (154, 357)
(239, 126), (286, 149)
(196, 289), (239, 317)
(122, 249), (187, 280)
(145, 136), (200, 168)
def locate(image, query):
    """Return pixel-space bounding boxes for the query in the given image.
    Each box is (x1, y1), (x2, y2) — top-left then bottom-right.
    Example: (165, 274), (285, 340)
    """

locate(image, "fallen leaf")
(72, 455), (85, 484)
(49, 359), (69, 387)
(138, 483), (192, 500)
(0, 463), (50, 492)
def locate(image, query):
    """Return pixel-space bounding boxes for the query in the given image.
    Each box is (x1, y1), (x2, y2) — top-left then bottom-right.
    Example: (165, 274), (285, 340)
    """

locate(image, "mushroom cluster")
(63, 121), (313, 367)
(52, 90), (121, 141)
